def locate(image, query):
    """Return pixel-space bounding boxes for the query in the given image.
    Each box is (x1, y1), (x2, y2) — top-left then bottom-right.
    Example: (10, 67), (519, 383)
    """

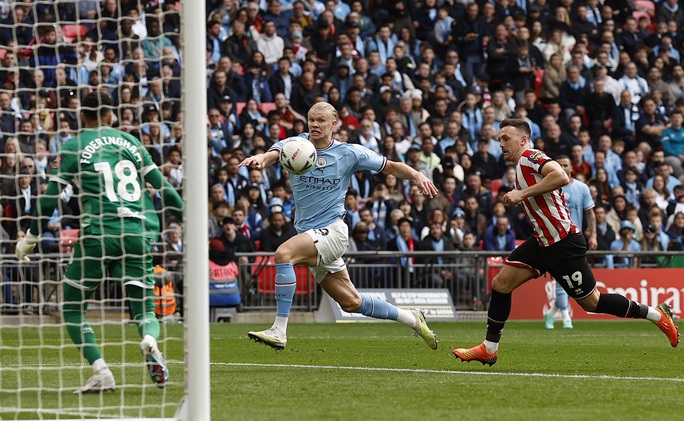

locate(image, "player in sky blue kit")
(240, 102), (439, 351)
(544, 155), (598, 329)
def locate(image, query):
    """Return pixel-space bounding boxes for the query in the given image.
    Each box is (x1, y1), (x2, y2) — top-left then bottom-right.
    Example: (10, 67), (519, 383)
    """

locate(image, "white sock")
(548, 305), (558, 317)
(396, 308), (417, 328)
(273, 316), (289, 335)
(561, 309), (571, 323)
(646, 307), (662, 323)
(483, 340), (499, 354)
(92, 358), (108, 374)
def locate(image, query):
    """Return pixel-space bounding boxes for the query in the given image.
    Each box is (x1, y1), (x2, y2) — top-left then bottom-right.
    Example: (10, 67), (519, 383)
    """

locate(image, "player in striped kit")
(453, 119), (680, 366)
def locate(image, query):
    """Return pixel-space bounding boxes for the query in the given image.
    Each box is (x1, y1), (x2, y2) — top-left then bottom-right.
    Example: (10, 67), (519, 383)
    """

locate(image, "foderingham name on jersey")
(79, 136), (143, 164)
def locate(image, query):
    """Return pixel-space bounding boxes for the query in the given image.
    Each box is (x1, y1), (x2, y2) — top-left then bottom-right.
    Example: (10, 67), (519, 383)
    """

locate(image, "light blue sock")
(357, 293), (399, 320)
(555, 284), (569, 311)
(275, 263), (297, 317)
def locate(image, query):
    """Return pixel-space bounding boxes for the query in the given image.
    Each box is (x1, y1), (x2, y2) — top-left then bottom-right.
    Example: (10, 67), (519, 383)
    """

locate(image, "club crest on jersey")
(51, 156), (61, 170)
(528, 150), (545, 163)
(316, 157), (327, 167)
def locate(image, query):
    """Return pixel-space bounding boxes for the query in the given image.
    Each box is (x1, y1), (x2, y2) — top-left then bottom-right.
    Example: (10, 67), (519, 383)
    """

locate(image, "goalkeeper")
(16, 92), (184, 394)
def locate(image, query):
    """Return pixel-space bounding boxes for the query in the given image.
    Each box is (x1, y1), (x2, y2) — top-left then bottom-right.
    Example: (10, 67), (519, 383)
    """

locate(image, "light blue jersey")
(270, 134), (387, 233)
(561, 179), (594, 230)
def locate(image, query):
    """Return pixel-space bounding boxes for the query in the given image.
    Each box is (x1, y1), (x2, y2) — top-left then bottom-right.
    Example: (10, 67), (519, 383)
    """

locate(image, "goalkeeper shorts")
(64, 233), (155, 291)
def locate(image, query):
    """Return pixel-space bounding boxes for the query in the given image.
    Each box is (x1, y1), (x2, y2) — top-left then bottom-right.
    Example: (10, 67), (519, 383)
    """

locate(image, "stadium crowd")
(2, 0), (684, 307)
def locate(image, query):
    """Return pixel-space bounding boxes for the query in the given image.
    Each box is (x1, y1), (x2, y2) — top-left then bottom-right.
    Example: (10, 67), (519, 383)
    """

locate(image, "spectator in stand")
(463, 196), (487, 241)
(559, 65), (591, 123)
(29, 25), (77, 86)
(637, 97), (670, 155)
(646, 161), (681, 193)
(610, 220), (641, 268)
(482, 216), (516, 252)
(586, 79), (616, 140)
(218, 216), (256, 257)
(661, 110), (684, 178)
(223, 19), (256, 64)
(453, 3), (486, 84)
(141, 17), (175, 63)
(619, 62), (649, 105)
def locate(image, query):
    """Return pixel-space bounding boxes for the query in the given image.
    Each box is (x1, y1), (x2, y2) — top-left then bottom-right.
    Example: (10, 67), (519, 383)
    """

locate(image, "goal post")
(180, 0), (211, 419)
(0, 0), (209, 419)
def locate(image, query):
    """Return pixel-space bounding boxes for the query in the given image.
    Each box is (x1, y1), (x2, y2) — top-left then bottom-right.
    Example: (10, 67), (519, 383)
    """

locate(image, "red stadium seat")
(235, 102), (247, 116)
(60, 229), (80, 253)
(259, 102), (277, 115)
(486, 256), (504, 291)
(61, 24), (88, 43)
(634, 0), (655, 13)
(254, 255), (315, 295)
(490, 178), (503, 202)
(0, 49), (6, 61)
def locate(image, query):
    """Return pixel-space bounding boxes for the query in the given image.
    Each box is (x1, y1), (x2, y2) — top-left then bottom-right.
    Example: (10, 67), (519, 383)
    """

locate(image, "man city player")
(240, 102), (440, 350)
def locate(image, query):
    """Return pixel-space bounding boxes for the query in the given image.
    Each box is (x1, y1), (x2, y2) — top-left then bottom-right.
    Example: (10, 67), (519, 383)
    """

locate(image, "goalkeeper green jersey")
(50, 127), (160, 238)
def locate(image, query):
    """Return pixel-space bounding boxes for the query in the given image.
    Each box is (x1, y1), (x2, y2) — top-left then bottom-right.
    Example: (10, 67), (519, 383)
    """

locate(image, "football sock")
(485, 290), (511, 344)
(92, 358), (108, 374)
(561, 309), (572, 323)
(594, 293), (649, 319)
(646, 306), (662, 323)
(274, 264), (296, 333)
(63, 284), (101, 365)
(484, 340), (499, 353)
(547, 304), (558, 317)
(128, 286), (160, 340)
(555, 288), (569, 311)
(357, 293), (399, 320)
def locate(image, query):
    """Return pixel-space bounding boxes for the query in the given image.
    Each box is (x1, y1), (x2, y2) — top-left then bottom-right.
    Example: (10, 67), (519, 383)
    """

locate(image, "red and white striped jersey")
(515, 149), (579, 247)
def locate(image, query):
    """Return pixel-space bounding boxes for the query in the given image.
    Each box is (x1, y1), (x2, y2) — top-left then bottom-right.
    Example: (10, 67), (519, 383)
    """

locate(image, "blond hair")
(308, 101), (338, 120)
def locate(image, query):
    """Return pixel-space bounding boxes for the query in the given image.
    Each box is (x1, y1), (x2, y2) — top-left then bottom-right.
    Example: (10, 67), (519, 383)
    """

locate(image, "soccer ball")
(280, 138), (317, 175)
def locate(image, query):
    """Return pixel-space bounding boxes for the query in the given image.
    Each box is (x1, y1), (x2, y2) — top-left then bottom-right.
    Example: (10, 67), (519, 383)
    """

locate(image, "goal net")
(0, 1), (207, 419)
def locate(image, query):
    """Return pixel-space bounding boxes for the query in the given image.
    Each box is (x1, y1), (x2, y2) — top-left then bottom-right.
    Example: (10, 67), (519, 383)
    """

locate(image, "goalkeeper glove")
(16, 230), (39, 262)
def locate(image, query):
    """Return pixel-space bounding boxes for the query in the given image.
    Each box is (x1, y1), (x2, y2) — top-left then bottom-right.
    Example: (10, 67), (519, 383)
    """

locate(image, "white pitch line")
(215, 362), (684, 383)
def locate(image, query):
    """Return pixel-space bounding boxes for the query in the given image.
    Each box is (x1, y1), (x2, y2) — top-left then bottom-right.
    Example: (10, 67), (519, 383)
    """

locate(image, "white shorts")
(304, 218), (349, 282)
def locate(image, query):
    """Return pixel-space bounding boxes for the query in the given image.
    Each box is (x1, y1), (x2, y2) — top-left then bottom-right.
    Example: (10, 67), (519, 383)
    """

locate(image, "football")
(280, 138), (317, 175)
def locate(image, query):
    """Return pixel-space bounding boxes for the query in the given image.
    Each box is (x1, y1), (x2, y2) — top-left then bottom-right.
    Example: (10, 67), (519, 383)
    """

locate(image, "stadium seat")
(0, 49), (6, 61)
(634, 0), (655, 13)
(235, 102), (247, 116)
(259, 102), (276, 114)
(534, 68), (544, 99)
(486, 256), (505, 291)
(515, 239), (525, 247)
(60, 229), (79, 253)
(490, 178), (503, 202)
(254, 255), (315, 295)
(61, 24), (88, 43)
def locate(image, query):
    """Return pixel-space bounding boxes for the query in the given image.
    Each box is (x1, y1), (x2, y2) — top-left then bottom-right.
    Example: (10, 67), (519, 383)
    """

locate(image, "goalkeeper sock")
(128, 285), (160, 340)
(63, 285), (101, 365)
(92, 358), (108, 374)
(273, 264), (296, 333)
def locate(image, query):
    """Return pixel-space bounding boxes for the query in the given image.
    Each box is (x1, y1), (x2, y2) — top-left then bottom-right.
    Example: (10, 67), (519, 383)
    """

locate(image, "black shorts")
(506, 233), (596, 300)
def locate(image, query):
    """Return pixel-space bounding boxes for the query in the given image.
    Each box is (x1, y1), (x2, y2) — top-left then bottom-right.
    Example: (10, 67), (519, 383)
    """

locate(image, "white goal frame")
(179, 0), (211, 419)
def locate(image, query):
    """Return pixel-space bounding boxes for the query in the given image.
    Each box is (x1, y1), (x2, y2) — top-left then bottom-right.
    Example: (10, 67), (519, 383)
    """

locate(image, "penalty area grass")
(1, 321), (682, 420)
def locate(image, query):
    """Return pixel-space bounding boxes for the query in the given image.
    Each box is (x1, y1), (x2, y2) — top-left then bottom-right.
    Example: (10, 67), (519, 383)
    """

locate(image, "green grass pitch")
(1, 321), (683, 420)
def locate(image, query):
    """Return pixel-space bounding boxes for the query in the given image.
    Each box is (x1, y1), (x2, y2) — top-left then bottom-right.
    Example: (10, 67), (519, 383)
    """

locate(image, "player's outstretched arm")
(145, 167), (183, 220)
(382, 161), (439, 198)
(240, 150), (280, 171)
(16, 181), (61, 261)
(503, 161), (569, 205)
